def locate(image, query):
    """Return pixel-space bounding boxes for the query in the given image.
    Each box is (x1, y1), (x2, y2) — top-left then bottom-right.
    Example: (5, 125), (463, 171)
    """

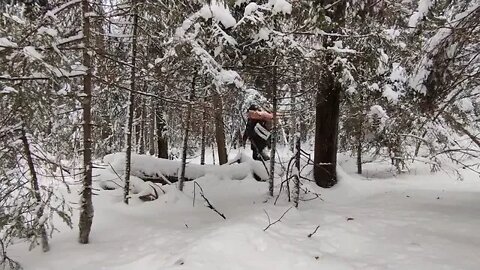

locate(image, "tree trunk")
(289, 83), (297, 152)
(212, 143), (216, 165)
(313, 68), (341, 188)
(134, 108), (140, 152)
(357, 139), (362, 174)
(20, 128), (49, 252)
(293, 137), (301, 208)
(124, 0), (138, 205)
(156, 103), (168, 159)
(213, 93), (228, 165)
(178, 76), (196, 191)
(139, 97), (146, 154)
(268, 63), (278, 197)
(313, 0), (345, 188)
(79, 0), (94, 244)
(200, 100), (207, 165)
(149, 97), (155, 156)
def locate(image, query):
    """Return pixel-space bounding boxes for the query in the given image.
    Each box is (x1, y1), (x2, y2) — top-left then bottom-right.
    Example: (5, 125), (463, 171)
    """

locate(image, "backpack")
(247, 110), (273, 141)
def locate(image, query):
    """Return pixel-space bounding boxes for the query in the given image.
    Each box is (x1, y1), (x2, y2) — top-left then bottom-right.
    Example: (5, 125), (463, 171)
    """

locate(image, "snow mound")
(96, 152), (270, 199)
(103, 152), (206, 180)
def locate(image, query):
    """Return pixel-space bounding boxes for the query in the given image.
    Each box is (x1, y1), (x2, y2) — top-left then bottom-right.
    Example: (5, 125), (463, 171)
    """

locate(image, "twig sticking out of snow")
(307, 225), (320, 238)
(108, 163), (123, 182)
(263, 206), (292, 231)
(193, 182), (226, 220)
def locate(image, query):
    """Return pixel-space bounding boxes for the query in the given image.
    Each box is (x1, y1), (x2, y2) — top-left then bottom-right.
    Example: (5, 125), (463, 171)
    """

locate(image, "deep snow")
(8, 150), (480, 270)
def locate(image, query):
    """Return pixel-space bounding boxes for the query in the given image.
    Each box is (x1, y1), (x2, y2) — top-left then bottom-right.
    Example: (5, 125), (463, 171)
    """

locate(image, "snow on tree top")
(268, 0), (293, 15)
(408, 0), (432, 28)
(382, 84), (399, 103)
(244, 3), (259, 17)
(199, 1), (236, 29)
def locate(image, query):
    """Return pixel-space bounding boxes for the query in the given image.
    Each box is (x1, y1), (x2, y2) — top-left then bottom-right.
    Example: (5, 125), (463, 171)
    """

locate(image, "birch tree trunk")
(124, 0), (138, 204)
(20, 128), (49, 252)
(79, 0), (94, 244)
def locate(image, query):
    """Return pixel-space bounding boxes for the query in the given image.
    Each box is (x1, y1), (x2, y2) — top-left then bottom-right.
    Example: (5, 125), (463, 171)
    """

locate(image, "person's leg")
(256, 140), (270, 161)
(251, 142), (260, 160)
(259, 147), (270, 160)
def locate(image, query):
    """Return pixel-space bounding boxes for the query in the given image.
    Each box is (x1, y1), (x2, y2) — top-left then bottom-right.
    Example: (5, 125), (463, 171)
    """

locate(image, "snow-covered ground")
(8, 149), (480, 270)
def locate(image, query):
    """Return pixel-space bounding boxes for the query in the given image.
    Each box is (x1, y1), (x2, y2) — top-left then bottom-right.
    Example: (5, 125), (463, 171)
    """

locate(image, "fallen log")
(97, 152), (269, 201)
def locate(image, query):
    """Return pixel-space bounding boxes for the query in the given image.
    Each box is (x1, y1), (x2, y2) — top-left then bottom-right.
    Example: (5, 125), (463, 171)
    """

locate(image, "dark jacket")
(243, 117), (270, 146)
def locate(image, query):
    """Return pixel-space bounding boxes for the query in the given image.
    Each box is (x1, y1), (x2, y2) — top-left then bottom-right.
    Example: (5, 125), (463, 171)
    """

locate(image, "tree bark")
(79, 0), (94, 244)
(268, 62), (278, 197)
(156, 103), (168, 159)
(124, 0), (138, 205)
(213, 93), (228, 165)
(149, 97), (155, 156)
(357, 139), (362, 174)
(289, 83), (297, 152)
(139, 97), (146, 154)
(313, 0), (345, 188)
(313, 68), (341, 188)
(20, 128), (49, 252)
(179, 76), (195, 191)
(211, 143), (216, 165)
(293, 137), (301, 208)
(200, 100), (207, 165)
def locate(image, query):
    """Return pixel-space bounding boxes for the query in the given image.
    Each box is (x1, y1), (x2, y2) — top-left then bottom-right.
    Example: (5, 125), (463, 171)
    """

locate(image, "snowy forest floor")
(8, 150), (480, 270)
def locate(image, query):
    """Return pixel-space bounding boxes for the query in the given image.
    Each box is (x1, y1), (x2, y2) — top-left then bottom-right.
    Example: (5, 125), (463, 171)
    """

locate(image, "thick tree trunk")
(178, 76), (196, 191)
(79, 0), (94, 244)
(20, 128), (49, 252)
(313, 69), (341, 188)
(213, 93), (228, 165)
(124, 0), (138, 205)
(313, 0), (345, 189)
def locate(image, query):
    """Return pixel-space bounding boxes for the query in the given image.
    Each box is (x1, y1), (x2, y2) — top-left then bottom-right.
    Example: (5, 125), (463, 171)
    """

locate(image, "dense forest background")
(1, 0), (479, 268)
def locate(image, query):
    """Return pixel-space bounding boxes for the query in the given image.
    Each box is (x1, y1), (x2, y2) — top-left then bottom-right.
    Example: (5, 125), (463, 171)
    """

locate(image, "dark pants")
(251, 139), (268, 161)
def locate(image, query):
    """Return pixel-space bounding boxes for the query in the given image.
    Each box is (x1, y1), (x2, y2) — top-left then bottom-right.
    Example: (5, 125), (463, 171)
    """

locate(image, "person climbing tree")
(242, 104), (273, 161)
